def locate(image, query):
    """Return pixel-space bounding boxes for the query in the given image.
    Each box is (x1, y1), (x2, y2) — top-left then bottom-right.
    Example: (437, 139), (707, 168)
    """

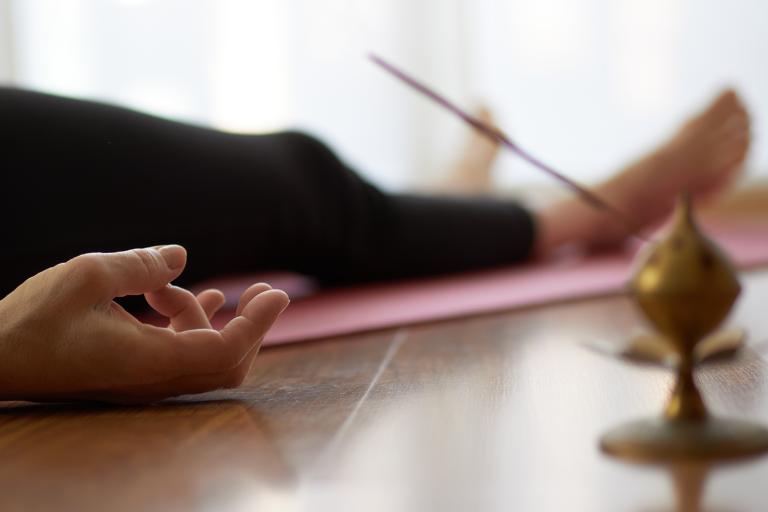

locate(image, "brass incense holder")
(368, 54), (768, 464)
(600, 196), (768, 462)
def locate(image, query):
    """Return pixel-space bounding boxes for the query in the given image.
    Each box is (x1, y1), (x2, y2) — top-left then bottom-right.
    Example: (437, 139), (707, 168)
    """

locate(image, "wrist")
(0, 298), (24, 399)
(0, 296), (8, 344)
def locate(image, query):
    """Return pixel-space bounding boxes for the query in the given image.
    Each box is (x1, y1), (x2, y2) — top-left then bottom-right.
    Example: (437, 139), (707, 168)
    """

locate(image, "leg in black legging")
(0, 87), (535, 298)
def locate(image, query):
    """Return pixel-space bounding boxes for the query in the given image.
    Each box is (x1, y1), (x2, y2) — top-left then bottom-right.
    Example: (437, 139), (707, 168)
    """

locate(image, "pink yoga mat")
(176, 218), (765, 346)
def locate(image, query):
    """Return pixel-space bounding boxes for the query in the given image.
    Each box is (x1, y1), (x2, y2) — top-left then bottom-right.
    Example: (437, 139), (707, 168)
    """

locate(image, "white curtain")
(0, 0), (13, 80)
(3, 0), (768, 190)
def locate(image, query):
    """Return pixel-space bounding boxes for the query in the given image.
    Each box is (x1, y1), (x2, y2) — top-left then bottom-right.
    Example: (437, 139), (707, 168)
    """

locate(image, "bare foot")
(441, 106), (500, 194)
(538, 90), (751, 254)
(603, 89), (750, 220)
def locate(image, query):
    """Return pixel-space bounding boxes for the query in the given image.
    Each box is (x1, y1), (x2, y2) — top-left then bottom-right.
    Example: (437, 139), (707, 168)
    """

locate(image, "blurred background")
(0, 0), (766, 190)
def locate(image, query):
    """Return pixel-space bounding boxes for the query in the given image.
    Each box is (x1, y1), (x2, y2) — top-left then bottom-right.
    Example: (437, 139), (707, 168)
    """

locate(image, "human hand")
(0, 246), (289, 403)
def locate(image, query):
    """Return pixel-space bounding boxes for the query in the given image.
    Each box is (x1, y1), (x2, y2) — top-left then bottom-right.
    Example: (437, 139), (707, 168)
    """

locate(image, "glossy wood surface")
(3, 269), (768, 511)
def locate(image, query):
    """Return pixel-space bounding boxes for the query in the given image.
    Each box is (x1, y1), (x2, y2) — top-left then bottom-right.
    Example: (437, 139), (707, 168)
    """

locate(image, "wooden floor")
(2, 270), (768, 511)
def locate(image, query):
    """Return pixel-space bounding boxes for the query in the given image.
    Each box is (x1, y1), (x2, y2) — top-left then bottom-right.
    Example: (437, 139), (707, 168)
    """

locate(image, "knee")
(273, 130), (365, 195)
(279, 130), (340, 166)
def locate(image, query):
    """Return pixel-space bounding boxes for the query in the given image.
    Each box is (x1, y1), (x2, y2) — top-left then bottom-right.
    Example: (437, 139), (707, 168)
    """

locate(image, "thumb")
(70, 245), (187, 302)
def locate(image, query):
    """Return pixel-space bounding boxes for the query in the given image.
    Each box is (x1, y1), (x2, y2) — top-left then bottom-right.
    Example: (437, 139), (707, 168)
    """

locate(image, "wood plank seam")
(312, 328), (408, 474)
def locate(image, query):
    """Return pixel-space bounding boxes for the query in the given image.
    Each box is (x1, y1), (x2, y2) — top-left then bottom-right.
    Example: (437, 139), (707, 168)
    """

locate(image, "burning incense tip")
(369, 53), (647, 241)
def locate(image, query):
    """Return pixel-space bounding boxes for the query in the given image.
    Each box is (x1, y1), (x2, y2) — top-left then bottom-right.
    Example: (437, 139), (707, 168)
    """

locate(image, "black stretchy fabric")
(0, 87), (535, 298)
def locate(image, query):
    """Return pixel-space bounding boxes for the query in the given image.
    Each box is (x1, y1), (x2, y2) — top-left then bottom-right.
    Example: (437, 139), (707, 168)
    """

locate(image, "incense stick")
(369, 53), (647, 242)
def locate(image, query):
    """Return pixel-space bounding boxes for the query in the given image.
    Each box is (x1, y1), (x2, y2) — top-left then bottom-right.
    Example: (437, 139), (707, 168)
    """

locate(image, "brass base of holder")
(600, 417), (768, 462)
(602, 342), (768, 463)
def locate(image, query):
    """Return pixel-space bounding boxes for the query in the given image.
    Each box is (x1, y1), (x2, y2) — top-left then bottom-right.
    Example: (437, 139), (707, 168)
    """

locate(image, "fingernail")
(157, 245), (186, 270)
(280, 295), (291, 313)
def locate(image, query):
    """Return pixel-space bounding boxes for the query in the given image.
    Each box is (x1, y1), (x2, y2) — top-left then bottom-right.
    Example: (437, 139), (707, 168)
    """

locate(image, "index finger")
(145, 284), (213, 331)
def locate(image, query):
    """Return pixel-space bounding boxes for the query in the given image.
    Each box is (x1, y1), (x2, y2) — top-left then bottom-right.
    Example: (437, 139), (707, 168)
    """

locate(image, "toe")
(711, 114), (750, 143)
(714, 137), (749, 169)
(706, 89), (743, 122)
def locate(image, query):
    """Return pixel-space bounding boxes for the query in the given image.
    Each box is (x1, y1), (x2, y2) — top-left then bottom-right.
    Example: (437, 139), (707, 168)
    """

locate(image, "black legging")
(0, 87), (535, 298)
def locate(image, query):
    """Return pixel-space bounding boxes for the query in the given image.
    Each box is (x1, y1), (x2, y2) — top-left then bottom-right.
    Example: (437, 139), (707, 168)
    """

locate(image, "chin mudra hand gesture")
(0, 245), (289, 403)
